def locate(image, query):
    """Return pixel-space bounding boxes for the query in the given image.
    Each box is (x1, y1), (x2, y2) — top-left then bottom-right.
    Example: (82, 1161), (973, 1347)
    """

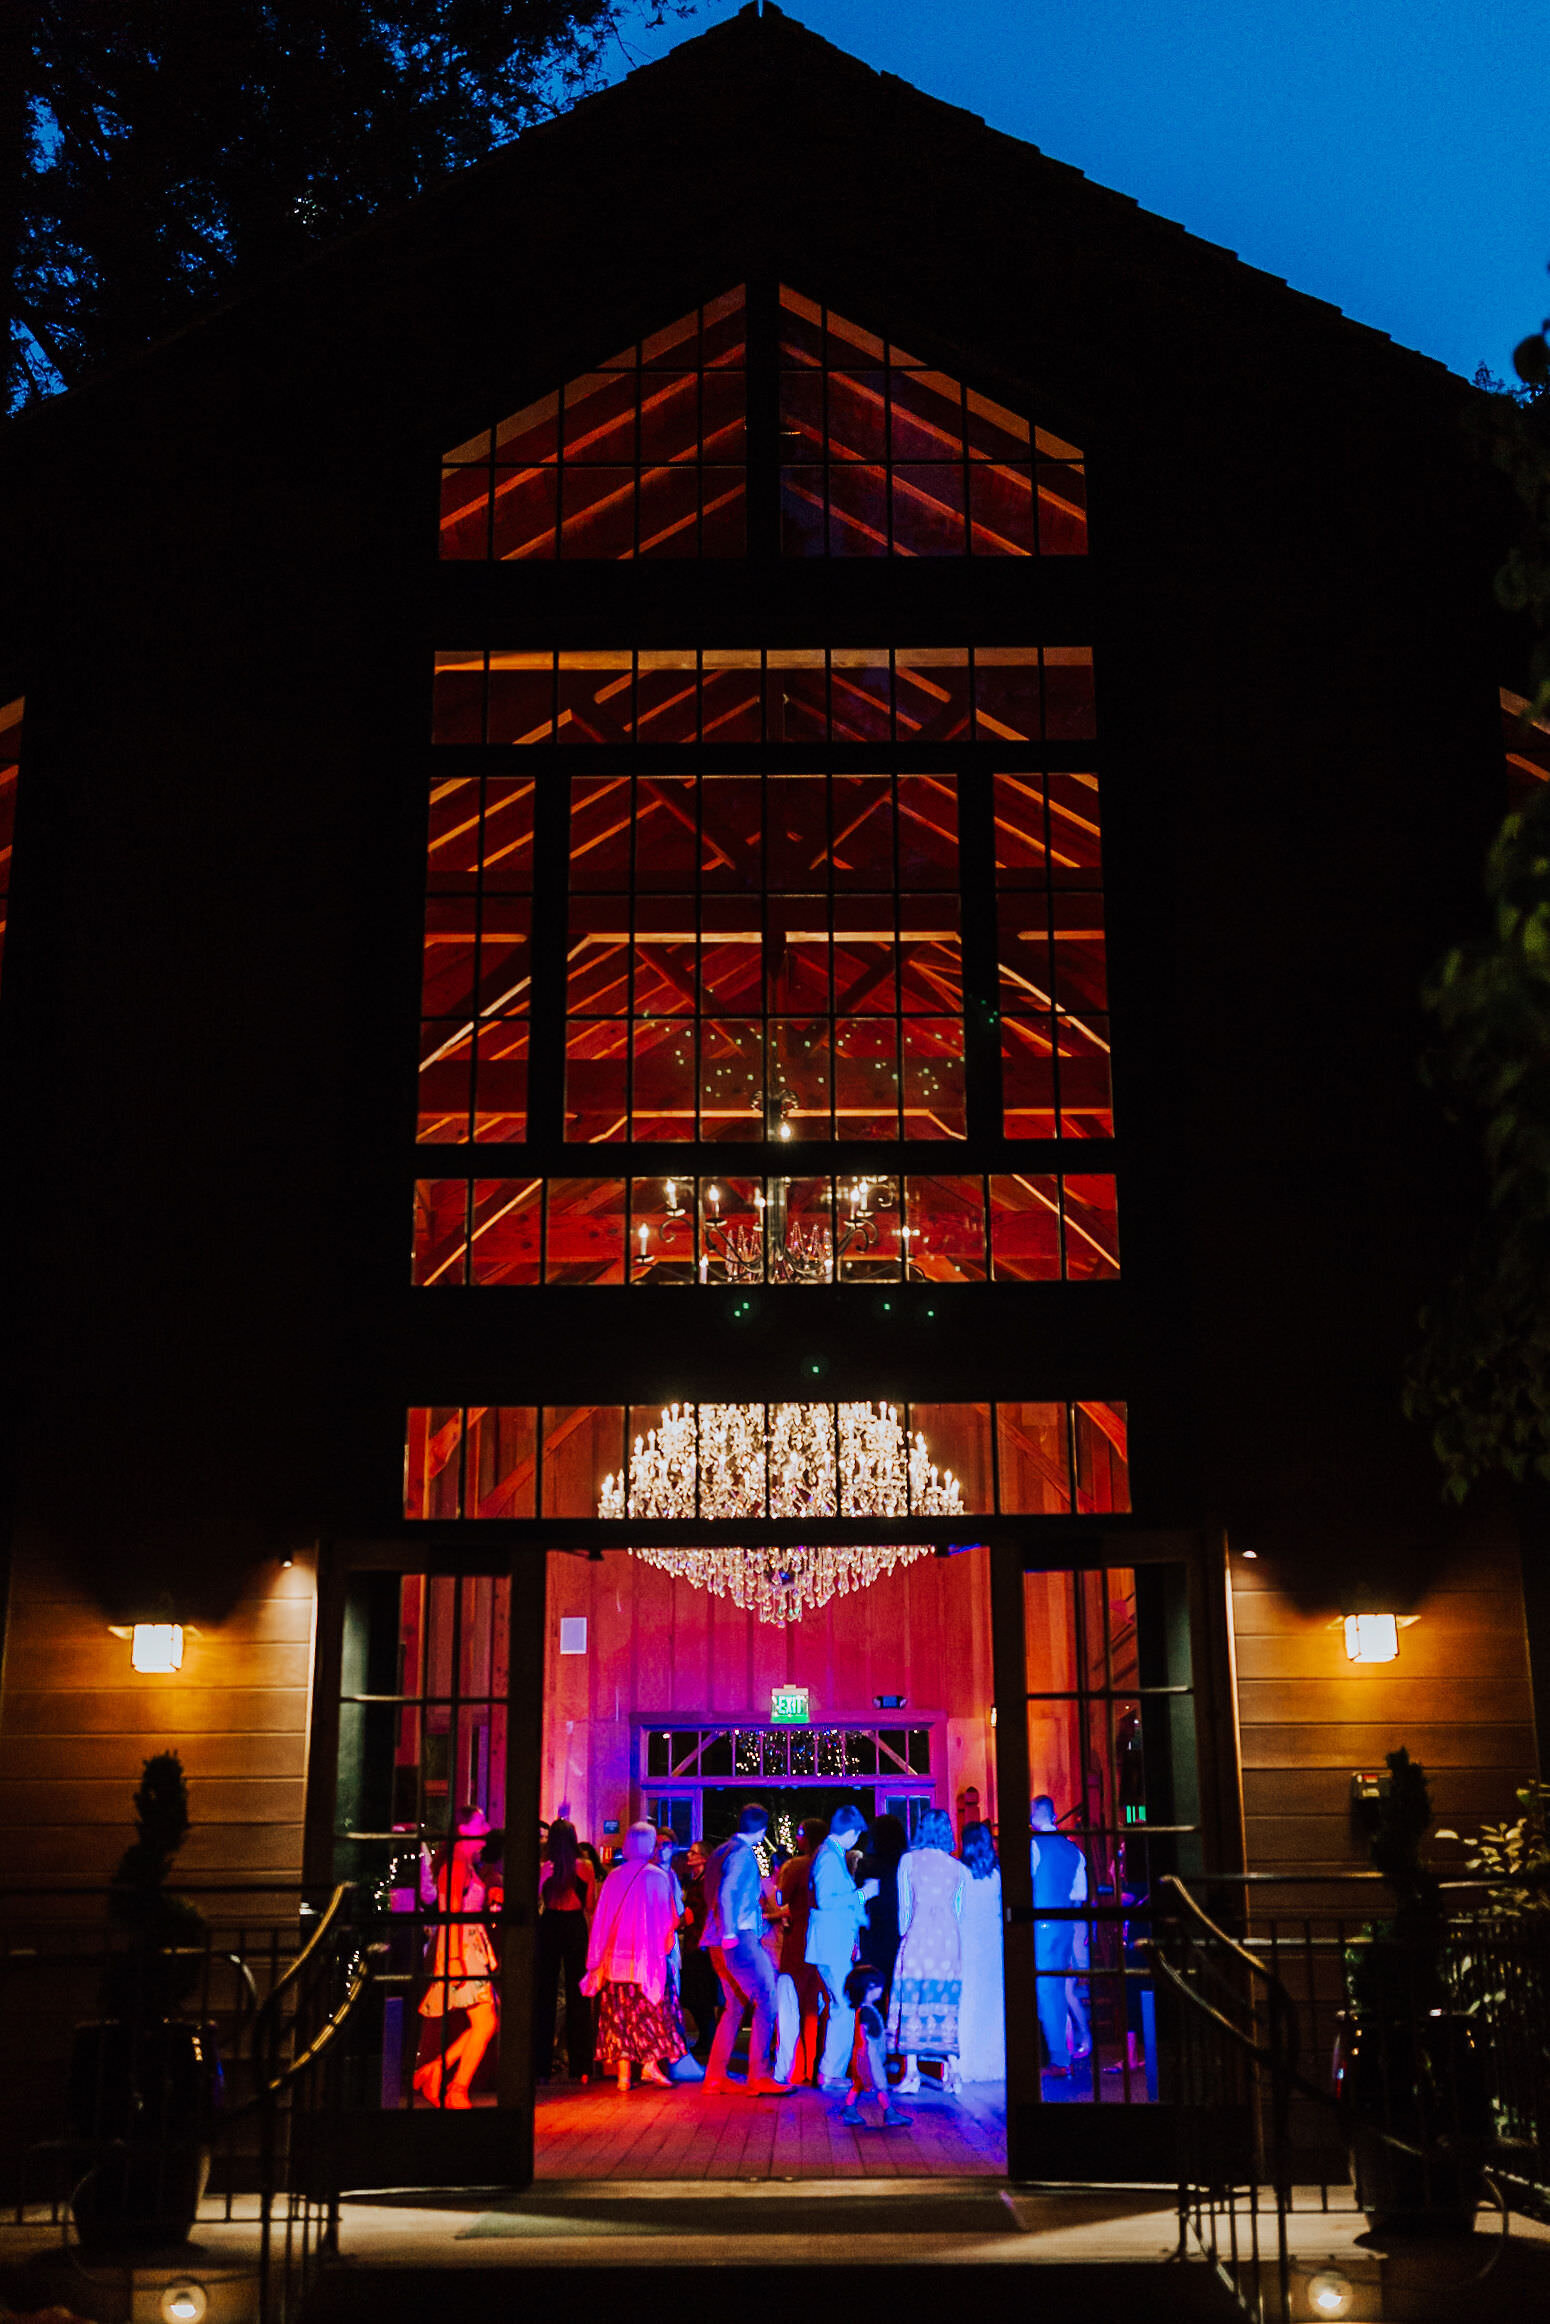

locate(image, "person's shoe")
(411, 2060), (444, 2107)
(881, 2106), (911, 2127)
(894, 2071), (921, 2095)
(641, 2061), (672, 2087)
(1072, 2044), (1093, 2063)
(443, 2081), (473, 2109)
(701, 2074), (731, 2093)
(1043, 2063), (1069, 2079)
(839, 2105), (865, 2126)
(742, 2075), (785, 2095)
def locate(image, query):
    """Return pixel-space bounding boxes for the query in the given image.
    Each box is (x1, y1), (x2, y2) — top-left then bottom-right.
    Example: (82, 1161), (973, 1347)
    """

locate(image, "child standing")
(839, 1963), (910, 2128)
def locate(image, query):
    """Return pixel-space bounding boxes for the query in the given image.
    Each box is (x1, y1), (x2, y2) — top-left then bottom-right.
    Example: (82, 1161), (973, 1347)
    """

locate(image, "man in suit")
(699, 1803), (781, 2093)
(1030, 1792), (1090, 2073)
(806, 1804), (873, 2088)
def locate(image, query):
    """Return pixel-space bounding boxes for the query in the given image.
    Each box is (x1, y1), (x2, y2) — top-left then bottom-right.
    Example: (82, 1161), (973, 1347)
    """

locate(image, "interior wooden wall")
(542, 1546), (994, 1841)
(1231, 1540), (1538, 1877)
(0, 1545), (317, 1895)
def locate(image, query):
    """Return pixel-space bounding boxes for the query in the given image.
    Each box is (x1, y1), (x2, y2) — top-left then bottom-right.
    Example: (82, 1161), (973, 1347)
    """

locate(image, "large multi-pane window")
(436, 284), (1086, 566)
(777, 287), (1086, 559)
(995, 770), (1111, 1137)
(418, 772), (534, 1144)
(439, 288), (746, 561)
(566, 769), (964, 1142)
(404, 1400), (1130, 1520)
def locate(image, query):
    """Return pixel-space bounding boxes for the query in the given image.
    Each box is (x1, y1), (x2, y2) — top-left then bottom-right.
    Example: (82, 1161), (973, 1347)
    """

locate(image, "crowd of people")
(410, 1792), (1117, 2115)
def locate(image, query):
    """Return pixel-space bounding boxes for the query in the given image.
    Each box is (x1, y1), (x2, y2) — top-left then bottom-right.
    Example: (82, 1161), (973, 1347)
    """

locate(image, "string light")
(599, 1401), (964, 1625)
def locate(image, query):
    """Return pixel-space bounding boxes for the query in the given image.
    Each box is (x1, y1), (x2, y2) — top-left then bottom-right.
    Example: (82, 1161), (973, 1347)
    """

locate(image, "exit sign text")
(770, 1685), (810, 1725)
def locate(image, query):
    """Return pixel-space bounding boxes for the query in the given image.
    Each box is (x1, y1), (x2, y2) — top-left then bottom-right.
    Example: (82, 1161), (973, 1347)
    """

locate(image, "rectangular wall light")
(1343, 1613), (1400, 1665)
(130, 1623), (184, 1674)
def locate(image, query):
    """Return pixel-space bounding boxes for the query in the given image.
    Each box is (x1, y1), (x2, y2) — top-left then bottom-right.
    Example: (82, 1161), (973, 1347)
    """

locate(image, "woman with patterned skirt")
(580, 1821), (686, 2091)
(887, 1807), (967, 2094)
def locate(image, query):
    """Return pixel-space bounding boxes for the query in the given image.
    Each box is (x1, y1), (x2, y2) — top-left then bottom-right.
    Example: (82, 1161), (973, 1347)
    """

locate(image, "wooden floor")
(534, 2076), (1009, 2179)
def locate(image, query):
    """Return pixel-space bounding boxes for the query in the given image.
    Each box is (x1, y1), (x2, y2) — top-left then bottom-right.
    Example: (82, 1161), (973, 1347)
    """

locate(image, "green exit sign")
(770, 1686), (810, 1725)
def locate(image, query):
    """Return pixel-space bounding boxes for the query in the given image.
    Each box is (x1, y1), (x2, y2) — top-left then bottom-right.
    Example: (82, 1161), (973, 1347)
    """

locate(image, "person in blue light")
(1030, 1794), (1090, 2075)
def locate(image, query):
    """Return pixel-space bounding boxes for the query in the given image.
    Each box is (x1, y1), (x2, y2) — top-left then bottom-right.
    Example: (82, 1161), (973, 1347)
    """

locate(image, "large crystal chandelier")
(598, 1402), (965, 1625)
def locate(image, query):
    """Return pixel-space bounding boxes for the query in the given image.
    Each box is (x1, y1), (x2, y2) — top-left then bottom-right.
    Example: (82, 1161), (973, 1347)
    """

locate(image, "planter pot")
(1333, 2008), (1489, 2237)
(66, 2018), (223, 2249)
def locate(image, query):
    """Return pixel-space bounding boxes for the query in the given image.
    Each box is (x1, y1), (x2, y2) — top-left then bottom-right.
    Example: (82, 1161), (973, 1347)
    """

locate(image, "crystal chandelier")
(598, 1401), (965, 1625)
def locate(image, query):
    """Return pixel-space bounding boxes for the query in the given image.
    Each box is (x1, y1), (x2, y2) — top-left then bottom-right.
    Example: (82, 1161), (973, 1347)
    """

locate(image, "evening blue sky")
(611, 0), (1549, 383)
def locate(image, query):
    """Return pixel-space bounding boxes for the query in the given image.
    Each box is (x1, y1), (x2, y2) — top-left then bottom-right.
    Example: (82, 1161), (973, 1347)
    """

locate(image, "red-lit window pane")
(897, 775), (958, 883)
(638, 465), (700, 557)
(905, 1177), (986, 1282)
(563, 372), (636, 461)
(900, 895), (960, 1013)
(634, 778), (698, 887)
(969, 462), (1035, 555)
(833, 1018), (898, 1140)
(491, 468), (557, 561)
(903, 1019), (965, 1139)
(780, 467), (828, 555)
(993, 773), (1047, 881)
(487, 654), (554, 744)
(1044, 647), (1097, 738)
(545, 1180), (626, 1284)
(701, 653), (762, 744)
(699, 1020), (763, 1139)
(422, 896), (476, 1018)
(631, 1022), (696, 1139)
(1056, 1015), (1113, 1137)
(473, 1020), (528, 1141)
(896, 648), (970, 741)
(419, 1020), (472, 1143)
(1052, 893), (1107, 1011)
(1074, 1401), (1130, 1513)
(835, 1177), (902, 1282)
(478, 896), (530, 1017)
(833, 896), (895, 1014)
(1038, 462), (1087, 554)
(780, 371), (824, 457)
(831, 776), (893, 888)
(769, 1018), (831, 1138)
(431, 651), (483, 744)
(779, 285), (824, 363)
(466, 1408), (538, 1518)
(768, 903), (831, 1014)
(998, 893), (1051, 1010)
(891, 465), (965, 557)
(890, 370), (965, 462)
(440, 466), (489, 559)
(565, 1024), (628, 1143)
(996, 1404), (1072, 1515)
(766, 774), (828, 891)
(557, 652), (633, 743)
(827, 464), (889, 555)
(638, 372), (698, 462)
(479, 779), (535, 890)
(569, 773), (633, 889)
(700, 896), (761, 1013)
(1047, 774), (1103, 886)
(426, 776), (481, 890)
(1002, 1017), (1056, 1136)
(413, 1180), (469, 1286)
(494, 393), (559, 465)
(470, 1178), (542, 1284)
(700, 472), (746, 555)
(826, 370), (888, 460)
(701, 373), (746, 460)
(632, 1177), (697, 1284)
(560, 467), (636, 558)
(1062, 1175), (1119, 1281)
(965, 389), (1031, 463)
(829, 651), (892, 741)
(568, 895), (629, 1016)
(906, 1401), (992, 1511)
(406, 1407), (463, 1520)
(635, 655), (700, 745)
(988, 1175), (1062, 1281)
(975, 649), (1041, 742)
(765, 650), (828, 743)
(541, 1406), (626, 1517)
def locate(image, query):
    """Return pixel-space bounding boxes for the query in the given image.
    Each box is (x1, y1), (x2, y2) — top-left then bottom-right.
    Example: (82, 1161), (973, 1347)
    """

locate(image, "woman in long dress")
(580, 1821), (686, 2092)
(414, 1804), (499, 2109)
(954, 1820), (1005, 2083)
(888, 1807), (967, 2094)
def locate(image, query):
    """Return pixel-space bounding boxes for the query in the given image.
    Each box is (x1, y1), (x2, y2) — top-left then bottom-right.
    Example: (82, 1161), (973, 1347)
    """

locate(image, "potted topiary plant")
(66, 1752), (223, 2249)
(1333, 1746), (1490, 2236)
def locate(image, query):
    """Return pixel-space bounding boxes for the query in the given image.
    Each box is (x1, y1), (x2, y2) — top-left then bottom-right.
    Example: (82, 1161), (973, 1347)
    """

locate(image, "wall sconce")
(130, 1623), (184, 1674)
(1343, 1612), (1399, 1665)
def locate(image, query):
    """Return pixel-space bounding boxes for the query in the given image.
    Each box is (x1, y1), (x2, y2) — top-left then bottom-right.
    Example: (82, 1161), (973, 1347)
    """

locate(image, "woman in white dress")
(954, 1820), (1006, 2083)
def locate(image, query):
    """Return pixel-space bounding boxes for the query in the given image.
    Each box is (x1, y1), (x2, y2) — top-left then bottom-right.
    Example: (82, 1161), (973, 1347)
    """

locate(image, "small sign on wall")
(770, 1685), (810, 1725)
(559, 1617), (587, 1655)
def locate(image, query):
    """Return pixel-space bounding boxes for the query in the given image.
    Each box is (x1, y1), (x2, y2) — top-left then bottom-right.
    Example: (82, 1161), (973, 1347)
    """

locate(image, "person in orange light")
(414, 1804), (499, 2109)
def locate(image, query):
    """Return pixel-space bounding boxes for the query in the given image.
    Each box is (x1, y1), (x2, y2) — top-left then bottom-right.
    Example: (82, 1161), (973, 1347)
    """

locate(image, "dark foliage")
(7, 1), (693, 410)
(102, 1750), (207, 2021)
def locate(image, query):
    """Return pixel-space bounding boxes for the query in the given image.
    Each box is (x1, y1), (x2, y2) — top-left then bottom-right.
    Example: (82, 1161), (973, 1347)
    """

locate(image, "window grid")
(439, 287), (747, 562)
(411, 1171), (1119, 1286)
(429, 645), (1097, 749)
(995, 770), (1112, 1138)
(418, 771), (535, 1144)
(405, 1399), (1131, 1521)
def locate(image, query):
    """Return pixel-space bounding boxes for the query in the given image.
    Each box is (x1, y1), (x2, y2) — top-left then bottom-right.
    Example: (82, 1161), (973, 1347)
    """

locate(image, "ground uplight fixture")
(1343, 1613), (1400, 1665)
(161, 2282), (209, 2324)
(130, 1623), (184, 1674)
(1306, 2269), (1353, 2318)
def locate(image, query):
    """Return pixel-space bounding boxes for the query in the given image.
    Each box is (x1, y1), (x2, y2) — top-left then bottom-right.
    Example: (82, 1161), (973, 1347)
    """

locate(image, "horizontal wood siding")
(0, 1547), (317, 1895)
(1231, 1545), (1538, 1878)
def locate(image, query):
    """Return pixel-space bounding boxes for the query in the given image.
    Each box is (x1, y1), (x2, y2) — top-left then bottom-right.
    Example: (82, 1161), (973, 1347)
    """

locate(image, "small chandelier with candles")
(599, 1401), (964, 1624)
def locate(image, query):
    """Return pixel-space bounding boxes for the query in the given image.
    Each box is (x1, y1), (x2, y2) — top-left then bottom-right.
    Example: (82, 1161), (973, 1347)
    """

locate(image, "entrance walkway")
(533, 2075), (1007, 2178)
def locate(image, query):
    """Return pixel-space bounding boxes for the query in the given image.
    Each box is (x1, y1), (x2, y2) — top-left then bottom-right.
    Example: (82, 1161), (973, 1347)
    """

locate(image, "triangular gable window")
(440, 287), (746, 560)
(777, 286), (1084, 557)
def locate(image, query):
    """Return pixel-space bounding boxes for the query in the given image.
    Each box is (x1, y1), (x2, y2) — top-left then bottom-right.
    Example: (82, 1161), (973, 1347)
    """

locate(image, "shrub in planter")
(67, 1752), (223, 2249)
